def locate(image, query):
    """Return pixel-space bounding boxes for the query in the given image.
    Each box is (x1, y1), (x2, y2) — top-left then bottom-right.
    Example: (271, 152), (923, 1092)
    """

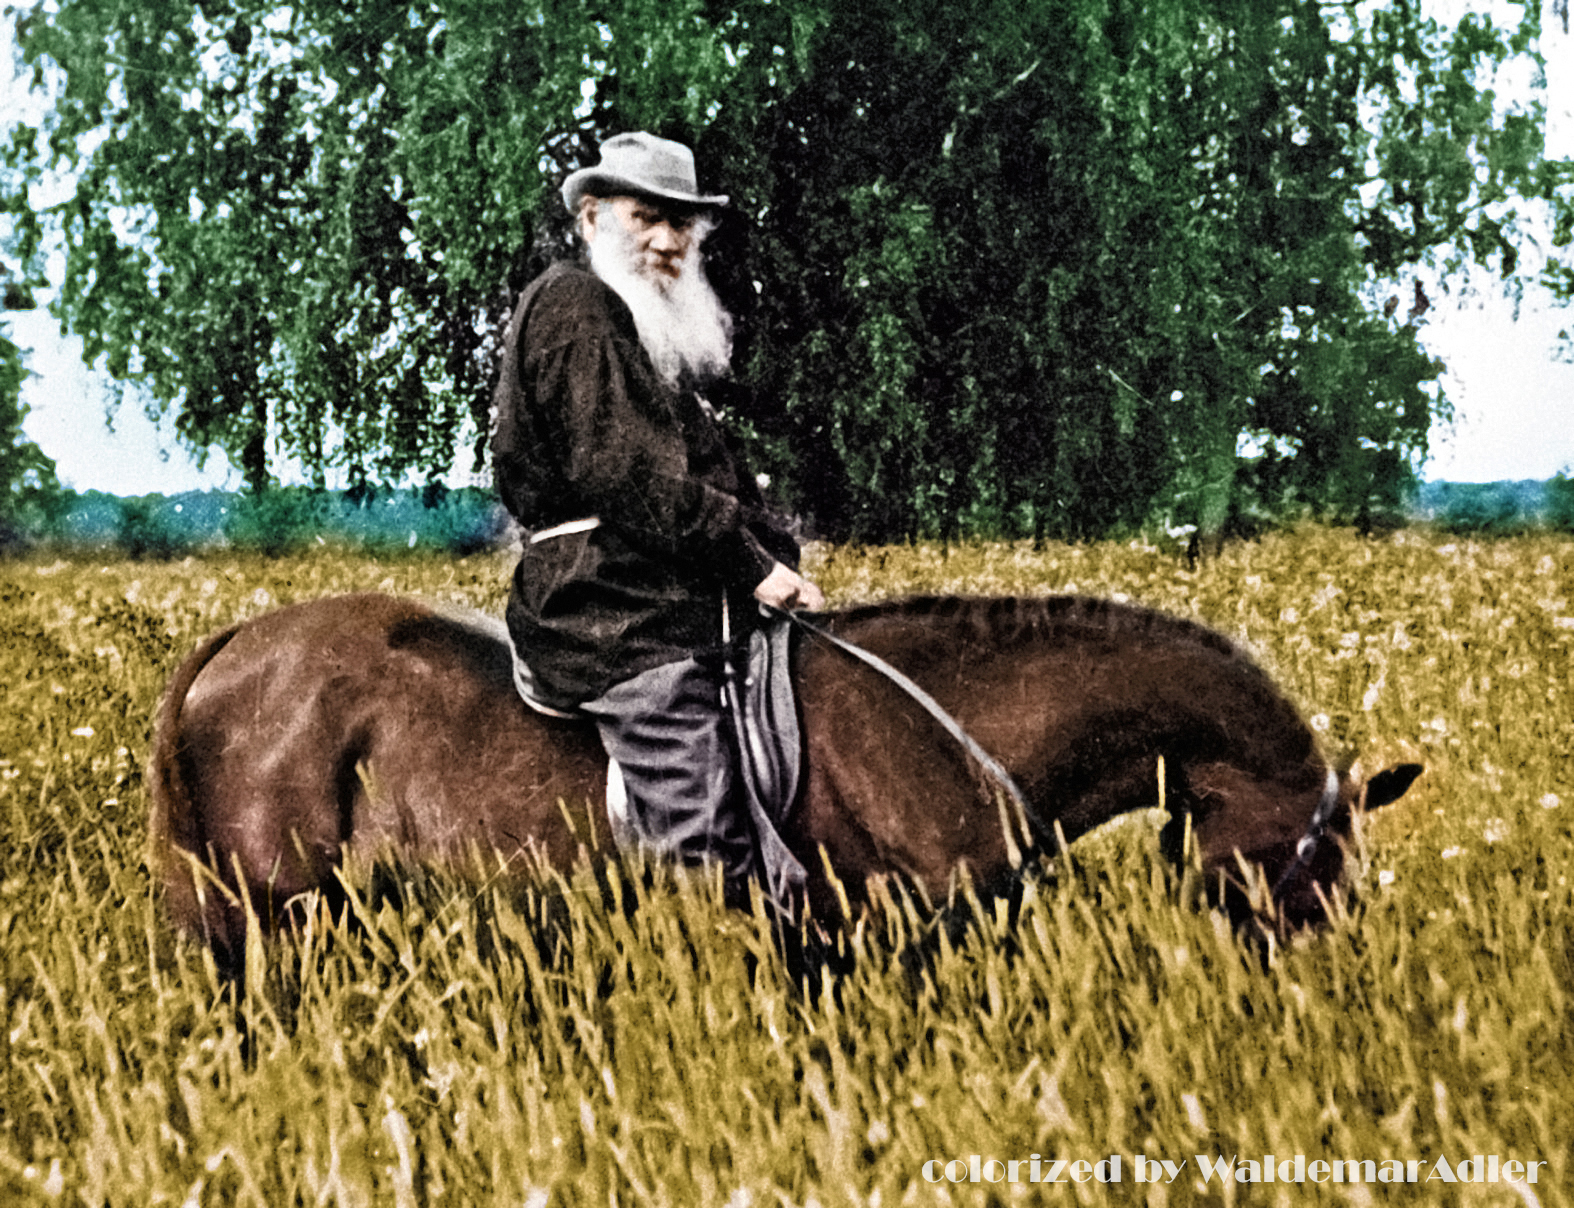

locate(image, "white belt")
(529, 516), (602, 544)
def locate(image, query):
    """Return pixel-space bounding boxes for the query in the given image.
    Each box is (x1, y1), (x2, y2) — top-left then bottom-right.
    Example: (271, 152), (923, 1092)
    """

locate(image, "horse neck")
(824, 597), (1322, 840)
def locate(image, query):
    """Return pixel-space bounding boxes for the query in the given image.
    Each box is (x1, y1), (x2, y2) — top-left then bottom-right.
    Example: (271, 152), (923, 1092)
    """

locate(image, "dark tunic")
(493, 262), (798, 705)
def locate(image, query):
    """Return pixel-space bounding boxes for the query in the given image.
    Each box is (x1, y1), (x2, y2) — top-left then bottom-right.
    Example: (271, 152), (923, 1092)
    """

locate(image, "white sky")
(5, 6), (1573, 495)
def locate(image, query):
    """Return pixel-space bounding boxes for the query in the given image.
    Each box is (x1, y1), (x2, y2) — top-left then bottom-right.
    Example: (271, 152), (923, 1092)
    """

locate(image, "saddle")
(724, 615), (808, 909)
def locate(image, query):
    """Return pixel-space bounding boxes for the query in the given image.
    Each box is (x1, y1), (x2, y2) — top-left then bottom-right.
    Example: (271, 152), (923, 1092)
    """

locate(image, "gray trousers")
(579, 655), (760, 901)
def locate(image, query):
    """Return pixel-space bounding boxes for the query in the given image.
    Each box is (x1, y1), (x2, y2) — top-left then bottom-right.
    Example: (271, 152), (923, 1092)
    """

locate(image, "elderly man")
(493, 131), (822, 910)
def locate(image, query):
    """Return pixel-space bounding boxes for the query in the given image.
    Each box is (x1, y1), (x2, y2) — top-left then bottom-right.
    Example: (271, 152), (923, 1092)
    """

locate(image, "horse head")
(1167, 760), (1423, 933)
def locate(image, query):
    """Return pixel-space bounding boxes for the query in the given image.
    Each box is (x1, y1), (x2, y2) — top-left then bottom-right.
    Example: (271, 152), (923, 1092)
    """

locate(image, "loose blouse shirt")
(493, 262), (798, 705)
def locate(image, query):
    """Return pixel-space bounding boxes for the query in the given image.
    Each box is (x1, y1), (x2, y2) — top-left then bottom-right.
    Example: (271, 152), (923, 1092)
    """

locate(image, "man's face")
(580, 192), (732, 386)
(582, 195), (700, 287)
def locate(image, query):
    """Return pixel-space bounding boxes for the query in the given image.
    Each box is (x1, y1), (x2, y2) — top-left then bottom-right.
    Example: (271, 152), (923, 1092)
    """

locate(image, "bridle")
(1269, 766), (1343, 900)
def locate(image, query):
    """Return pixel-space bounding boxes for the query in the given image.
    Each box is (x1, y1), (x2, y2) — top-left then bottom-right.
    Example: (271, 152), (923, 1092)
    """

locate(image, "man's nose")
(648, 221), (684, 254)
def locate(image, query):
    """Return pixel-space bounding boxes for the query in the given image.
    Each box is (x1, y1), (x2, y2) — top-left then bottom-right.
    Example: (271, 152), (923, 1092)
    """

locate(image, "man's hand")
(753, 562), (825, 611)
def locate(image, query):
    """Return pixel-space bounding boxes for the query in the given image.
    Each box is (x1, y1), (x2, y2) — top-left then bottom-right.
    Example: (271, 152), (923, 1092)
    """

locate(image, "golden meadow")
(1, 527), (1570, 1206)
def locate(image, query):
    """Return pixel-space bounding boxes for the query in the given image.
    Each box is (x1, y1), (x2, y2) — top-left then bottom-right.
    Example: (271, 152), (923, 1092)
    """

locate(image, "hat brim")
(561, 168), (728, 214)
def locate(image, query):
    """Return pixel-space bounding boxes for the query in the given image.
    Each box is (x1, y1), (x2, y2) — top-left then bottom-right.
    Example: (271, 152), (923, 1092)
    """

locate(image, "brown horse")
(147, 593), (1420, 967)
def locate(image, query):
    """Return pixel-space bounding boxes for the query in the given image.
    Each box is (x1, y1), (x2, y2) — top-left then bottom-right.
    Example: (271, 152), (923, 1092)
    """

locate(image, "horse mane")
(826, 594), (1249, 664)
(824, 594), (1311, 746)
(824, 594), (1322, 802)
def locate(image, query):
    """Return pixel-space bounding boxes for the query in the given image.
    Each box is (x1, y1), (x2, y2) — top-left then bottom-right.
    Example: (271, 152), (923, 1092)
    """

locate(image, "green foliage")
(0, 323), (63, 548)
(1420, 479), (1564, 535)
(1547, 469), (1574, 532)
(1, 484), (506, 557)
(4, 0), (1568, 536)
(1431, 482), (1536, 535)
(114, 493), (189, 560)
(218, 484), (507, 556)
(221, 486), (332, 556)
(2, 531), (1572, 1202)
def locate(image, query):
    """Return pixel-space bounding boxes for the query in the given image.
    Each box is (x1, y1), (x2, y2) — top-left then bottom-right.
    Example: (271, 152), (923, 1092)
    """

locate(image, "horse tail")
(146, 622), (242, 948)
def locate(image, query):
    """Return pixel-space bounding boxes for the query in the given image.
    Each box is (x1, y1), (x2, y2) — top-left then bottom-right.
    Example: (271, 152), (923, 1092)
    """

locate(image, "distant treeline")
(1416, 477), (1574, 536)
(2, 484), (509, 558)
(2, 476), (1570, 560)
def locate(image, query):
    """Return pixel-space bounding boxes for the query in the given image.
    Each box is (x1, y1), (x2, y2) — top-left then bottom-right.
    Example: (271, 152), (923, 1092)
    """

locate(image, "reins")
(763, 604), (1046, 854)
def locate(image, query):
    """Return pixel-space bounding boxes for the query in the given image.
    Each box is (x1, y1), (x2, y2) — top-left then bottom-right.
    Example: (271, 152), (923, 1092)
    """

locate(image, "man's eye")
(634, 207), (689, 231)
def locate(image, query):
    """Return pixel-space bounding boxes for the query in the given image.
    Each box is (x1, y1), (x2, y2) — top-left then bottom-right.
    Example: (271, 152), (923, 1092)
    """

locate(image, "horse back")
(148, 594), (605, 948)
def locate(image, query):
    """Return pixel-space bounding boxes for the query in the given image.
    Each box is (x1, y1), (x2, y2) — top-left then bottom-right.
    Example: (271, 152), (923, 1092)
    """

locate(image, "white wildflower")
(1361, 673), (1386, 712)
(1541, 793), (1561, 811)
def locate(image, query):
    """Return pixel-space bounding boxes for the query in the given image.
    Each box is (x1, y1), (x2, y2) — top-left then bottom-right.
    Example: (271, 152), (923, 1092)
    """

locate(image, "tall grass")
(1, 528), (1570, 1205)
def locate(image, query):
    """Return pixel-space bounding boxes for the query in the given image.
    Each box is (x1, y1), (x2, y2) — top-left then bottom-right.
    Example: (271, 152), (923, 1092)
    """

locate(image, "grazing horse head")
(1160, 755), (1421, 932)
(147, 592), (1421, 972)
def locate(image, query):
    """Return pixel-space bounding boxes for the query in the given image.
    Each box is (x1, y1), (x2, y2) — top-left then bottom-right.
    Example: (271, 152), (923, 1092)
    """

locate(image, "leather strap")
(529, 516), (602, 544)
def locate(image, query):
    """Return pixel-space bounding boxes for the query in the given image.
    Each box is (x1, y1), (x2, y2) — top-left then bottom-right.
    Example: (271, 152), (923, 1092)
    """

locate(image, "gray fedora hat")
(560, 132), (729, 213)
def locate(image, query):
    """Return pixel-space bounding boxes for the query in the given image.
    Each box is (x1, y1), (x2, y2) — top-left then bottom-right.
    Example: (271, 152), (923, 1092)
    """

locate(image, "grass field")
(1, 527), (1570, 1206)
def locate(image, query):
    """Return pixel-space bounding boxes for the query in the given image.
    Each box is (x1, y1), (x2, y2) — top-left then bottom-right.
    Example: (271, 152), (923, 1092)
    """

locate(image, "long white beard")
(588, 207), (734, 390)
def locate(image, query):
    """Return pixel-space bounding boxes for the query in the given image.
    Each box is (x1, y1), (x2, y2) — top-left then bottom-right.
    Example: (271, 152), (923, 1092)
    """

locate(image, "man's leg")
(580, 656), (758, 900)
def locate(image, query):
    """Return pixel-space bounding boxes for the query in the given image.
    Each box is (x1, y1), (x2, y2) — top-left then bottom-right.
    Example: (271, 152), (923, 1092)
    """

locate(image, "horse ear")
(1364, 763), (1423, 810)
